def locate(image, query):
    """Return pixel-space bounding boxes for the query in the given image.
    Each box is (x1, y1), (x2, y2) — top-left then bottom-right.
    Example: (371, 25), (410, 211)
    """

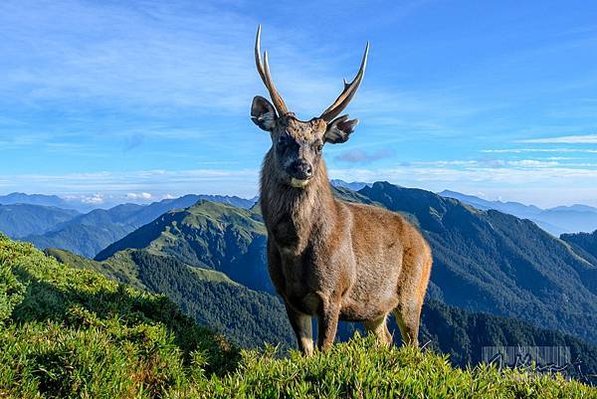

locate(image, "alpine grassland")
(1, 234), (595, 398)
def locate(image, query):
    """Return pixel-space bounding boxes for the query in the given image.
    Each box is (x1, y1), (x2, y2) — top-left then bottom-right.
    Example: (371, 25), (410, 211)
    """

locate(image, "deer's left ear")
(251, 96), (278, 131)
(324, 115), (359, 144)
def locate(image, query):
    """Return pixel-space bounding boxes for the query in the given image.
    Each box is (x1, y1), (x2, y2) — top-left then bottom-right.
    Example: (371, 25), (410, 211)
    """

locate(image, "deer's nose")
(290, 160), (313, 180)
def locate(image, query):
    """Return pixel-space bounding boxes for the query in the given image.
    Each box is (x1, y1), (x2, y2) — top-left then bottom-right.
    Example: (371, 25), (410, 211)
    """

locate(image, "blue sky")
(1, 0), (596, 207)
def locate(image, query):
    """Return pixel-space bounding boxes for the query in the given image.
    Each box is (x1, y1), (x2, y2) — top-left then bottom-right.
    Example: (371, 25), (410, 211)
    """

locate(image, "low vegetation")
(1, 234), (595, 398)
(0, 234), (238, 398)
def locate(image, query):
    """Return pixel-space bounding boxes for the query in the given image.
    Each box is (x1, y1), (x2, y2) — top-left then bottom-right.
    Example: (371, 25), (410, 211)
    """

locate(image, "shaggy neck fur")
(260, 149), (336, 252)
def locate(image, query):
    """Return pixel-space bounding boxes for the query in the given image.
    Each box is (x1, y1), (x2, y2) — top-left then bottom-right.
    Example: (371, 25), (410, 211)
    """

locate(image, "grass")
(1, 234), (595, 398)
(0, 234), (238, 398)
(195, 339), (596, 399)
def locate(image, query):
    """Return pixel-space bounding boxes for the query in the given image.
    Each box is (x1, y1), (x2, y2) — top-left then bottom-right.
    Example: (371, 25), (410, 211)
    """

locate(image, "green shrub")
(0, 235), (239, 398)
(0, 252), (26, 323)
(189, 336), (594, 399)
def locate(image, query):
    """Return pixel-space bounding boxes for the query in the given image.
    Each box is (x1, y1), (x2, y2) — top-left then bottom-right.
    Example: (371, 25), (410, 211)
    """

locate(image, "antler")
(255, 25), (290, 116)
(320, 42), (369, 122)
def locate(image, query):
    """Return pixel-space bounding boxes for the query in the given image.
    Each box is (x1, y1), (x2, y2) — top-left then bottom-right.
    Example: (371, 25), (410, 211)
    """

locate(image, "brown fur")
(258, 119), (432, 354)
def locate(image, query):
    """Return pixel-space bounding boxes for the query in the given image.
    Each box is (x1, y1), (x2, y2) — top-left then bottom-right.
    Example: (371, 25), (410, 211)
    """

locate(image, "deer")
(251, 26), (432, 355)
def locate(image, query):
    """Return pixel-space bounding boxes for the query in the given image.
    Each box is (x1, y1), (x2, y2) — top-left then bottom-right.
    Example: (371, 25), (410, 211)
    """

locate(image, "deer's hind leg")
(392, 267), (426, 347)
(363, 314), (392, 346)
(393, 240), (432, 347)
(392, 305), (421, 347)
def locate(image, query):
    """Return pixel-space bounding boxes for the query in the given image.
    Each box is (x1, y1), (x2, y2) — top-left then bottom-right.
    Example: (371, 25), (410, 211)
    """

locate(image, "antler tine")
(255, 25), (289, 116)
(320, 42), (369, 122)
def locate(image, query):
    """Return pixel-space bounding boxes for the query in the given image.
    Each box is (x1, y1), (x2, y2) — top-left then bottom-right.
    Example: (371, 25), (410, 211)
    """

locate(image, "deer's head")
(251, 26), (368, 188)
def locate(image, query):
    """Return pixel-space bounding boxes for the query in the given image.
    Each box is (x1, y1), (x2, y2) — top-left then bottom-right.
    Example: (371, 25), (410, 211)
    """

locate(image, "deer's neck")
(260, 152), (336, 250)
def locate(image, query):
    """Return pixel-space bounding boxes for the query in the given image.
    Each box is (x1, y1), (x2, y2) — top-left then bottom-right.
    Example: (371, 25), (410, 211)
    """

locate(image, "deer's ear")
(325, 115), (358, 144)
(251, 96), (277, 131)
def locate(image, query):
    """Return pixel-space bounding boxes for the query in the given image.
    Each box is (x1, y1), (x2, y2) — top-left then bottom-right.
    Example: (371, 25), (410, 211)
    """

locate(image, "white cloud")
(80, 193), (104, 204)
(126, 192), (153, 200)
(0, 0), (347, 118)
(506, 160), (560, 168)
(0, 168), (260, 198)
(517, 134), (597, 144)
(335, 148), (394, 164)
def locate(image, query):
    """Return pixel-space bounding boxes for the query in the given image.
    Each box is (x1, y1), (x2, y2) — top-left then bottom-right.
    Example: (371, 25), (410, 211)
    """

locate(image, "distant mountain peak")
(330, 179), (372, 191)
(437, 189), (597, 235)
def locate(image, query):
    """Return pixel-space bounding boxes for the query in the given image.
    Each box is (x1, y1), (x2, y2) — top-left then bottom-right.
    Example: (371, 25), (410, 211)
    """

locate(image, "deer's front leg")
(285, 304), (314, 356)
(317, 299), (340, 351)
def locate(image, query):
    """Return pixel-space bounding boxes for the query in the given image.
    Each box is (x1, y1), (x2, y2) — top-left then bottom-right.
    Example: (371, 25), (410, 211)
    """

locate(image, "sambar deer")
(252, 26), (432, 355)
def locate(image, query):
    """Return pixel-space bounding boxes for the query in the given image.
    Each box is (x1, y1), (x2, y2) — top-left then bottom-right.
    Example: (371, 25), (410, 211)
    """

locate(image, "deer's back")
(341, 200), (425, 260)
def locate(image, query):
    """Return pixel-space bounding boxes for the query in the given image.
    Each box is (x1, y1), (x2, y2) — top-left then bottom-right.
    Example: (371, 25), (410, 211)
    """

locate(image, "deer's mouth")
(290, 177), (311, 188)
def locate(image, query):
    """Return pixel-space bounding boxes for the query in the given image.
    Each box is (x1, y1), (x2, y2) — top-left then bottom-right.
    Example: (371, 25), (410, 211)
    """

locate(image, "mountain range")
(329, 179), (371, 191)
(2, 181), (597, 373)
(41, 194), (597, 375)
(439, 190), (597, 235)
(354, 183), (597, 344)
(0, 203), (79, 238)
(58, 184), (597, 343)
(0, 192), (84, 210)
(13, 194), (256, 258)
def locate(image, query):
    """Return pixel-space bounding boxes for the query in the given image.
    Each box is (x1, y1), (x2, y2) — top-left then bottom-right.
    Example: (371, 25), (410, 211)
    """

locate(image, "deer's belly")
(286, 291), (321, 315)
(340, 283), (400, 321)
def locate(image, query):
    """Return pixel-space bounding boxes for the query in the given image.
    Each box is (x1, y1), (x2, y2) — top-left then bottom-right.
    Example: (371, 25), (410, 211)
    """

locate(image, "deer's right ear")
(325, 115), (359, 144)
(251, 96), (278, 131)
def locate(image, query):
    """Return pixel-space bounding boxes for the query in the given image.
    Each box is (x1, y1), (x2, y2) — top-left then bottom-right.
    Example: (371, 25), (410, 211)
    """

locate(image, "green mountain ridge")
(96, 200), (272, 293)
(357, 182), (597, 344)
(93, 185), (597, 346)
(19, 195), (257, 258)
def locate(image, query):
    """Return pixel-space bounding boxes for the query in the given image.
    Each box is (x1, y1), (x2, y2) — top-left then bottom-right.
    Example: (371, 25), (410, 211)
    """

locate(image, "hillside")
(49, 247), (294, 349)
(359, 182), (597, 344)
(23, 194), (256, 258)
(96, 200), (272, 293)
(0, 203), (79, 238)
(562, 230), (597, 261)
(0, 234), (238, 397)
(1, 234), (594, 397)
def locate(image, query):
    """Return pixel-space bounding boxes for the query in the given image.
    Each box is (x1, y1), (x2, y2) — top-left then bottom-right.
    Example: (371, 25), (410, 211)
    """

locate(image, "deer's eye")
(313, 141), (323, 153)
